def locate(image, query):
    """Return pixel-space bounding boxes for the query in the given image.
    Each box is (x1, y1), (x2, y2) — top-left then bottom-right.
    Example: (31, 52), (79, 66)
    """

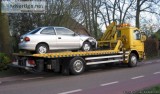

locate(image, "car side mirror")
(141, 34), (146, 42)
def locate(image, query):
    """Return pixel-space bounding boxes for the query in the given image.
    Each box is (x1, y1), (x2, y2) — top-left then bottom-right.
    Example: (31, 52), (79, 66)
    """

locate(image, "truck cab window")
(133, 30), (141, 40)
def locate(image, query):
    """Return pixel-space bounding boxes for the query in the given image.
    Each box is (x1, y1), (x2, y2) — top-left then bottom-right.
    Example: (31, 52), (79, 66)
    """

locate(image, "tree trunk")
(136, 10), (140, 28)
(0, 1), (11, 54)
(136, 0), (140, 28)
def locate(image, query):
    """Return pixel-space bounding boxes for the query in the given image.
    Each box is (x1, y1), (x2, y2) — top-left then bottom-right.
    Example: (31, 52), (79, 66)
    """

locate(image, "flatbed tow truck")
(10, 22), (146, 75)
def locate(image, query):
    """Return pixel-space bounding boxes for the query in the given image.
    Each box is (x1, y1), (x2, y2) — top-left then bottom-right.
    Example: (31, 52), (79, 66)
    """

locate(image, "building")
(53, 15), (90, 36)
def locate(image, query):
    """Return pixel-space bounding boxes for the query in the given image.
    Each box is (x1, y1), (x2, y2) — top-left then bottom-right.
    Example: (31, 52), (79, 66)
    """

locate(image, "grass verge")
(135, 85), (160, 94)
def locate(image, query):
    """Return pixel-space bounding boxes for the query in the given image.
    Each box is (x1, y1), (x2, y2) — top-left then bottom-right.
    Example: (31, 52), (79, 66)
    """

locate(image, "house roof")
(53, 15), (90, 36)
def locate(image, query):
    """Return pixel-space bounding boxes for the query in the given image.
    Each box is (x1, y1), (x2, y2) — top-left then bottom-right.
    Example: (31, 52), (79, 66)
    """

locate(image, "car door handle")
(58, 37), (61, 39)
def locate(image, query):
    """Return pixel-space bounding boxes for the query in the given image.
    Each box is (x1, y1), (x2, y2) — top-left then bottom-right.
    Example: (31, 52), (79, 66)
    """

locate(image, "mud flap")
(35, 59), (44, 73)
(61, 60), (70, 75)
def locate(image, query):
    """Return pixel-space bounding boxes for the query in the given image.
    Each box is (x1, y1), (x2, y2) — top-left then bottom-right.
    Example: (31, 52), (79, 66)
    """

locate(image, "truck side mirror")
(141, 34), (146, 42)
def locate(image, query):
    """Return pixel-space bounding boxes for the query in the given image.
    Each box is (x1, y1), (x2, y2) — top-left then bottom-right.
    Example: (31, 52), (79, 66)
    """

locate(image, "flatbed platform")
(13, 50), (120, 58)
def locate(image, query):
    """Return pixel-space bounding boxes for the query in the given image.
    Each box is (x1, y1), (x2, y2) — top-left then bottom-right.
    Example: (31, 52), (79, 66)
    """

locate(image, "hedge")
(0, 53), (11, 71)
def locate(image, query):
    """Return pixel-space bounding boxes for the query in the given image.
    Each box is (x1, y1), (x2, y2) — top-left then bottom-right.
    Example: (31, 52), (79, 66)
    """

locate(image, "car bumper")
(19, 42), (36, 51)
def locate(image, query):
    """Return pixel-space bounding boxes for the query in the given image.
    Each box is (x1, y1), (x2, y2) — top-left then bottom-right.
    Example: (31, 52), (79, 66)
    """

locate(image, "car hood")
(79, 35), (90, 40)
(79, 35), (97, 42)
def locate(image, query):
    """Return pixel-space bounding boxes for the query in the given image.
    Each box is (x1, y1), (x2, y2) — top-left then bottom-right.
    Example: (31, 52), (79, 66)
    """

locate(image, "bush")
(144, 38), (159, 58)
(0, 53), (11, 71)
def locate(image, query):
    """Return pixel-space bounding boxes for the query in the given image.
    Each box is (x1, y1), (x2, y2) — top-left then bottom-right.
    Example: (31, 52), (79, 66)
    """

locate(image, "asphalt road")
(0, 59), (160, 94)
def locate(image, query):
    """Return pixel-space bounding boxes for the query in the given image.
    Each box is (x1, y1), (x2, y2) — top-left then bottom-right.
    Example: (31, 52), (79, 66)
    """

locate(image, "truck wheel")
(69, 57), (85, 75)
(82, 42), (91, 51)
(128, 53), (138, 67)
(36, 43), (48, 54)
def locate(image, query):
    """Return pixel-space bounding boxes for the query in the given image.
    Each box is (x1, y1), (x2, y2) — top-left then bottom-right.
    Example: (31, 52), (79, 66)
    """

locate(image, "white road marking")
(100, 81), (119, 86)
(23, 77), (44, 81)
(153, 72), (160, 75)
(131, 76), (144, 79)
(58, 89), (82, 94)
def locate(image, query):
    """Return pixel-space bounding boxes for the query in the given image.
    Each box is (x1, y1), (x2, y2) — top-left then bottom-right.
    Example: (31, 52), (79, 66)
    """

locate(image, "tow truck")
(10, 22), (146, 75)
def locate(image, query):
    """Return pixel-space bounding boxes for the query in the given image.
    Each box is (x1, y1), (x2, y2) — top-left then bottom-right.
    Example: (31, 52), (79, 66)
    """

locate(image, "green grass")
(135, 85), (160, 94)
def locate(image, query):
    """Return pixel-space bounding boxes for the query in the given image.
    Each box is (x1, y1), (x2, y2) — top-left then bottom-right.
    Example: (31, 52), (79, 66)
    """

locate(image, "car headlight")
(88, 37), (96, 42)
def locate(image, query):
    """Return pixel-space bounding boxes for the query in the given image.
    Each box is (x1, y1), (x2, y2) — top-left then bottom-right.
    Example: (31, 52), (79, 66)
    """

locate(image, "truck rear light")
(24, 37), (30, 42)
(28, 60), (35, 65)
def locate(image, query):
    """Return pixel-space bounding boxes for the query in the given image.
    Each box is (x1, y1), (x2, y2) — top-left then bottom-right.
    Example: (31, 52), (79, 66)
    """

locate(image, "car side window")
(55, 27), (74, 35)
(29, 28), (41, 34)
(40, 27), (55, 35)
(133, 30), (141, 40)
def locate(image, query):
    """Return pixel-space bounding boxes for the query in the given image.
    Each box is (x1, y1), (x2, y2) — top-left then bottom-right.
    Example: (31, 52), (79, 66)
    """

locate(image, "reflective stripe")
(85, 55), (123, 60)
(119, 51), (130, 54)
(87, 59), (123, 65)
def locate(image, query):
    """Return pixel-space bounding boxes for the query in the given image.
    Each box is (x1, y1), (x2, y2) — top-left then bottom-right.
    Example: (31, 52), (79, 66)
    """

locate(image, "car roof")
(39, 26), (65, 28)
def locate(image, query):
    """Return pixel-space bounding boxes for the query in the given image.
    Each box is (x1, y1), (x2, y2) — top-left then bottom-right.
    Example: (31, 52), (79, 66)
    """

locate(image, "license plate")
(12, 61), (18, 65)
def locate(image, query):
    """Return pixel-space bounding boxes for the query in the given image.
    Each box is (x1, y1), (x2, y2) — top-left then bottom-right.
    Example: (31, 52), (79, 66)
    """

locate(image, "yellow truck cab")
(117, 23), (146, 60)
(98, 22), (146, 63)
(10, 22), (146, 75)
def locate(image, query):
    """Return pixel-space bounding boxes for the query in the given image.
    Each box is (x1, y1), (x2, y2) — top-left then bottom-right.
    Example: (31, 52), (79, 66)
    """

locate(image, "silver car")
(19, 26), (97, 54)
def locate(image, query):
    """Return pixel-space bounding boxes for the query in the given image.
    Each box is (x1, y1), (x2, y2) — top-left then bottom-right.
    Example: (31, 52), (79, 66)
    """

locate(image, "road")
(0, 59), (160, 94)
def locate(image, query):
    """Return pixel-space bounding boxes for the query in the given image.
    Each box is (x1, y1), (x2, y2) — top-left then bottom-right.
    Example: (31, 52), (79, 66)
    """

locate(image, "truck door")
(132, 30), (144, 51)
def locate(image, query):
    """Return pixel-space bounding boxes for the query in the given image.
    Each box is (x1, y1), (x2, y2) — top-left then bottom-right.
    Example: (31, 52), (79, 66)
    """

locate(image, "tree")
(135, 0), (148, 28)
(80, 0), (102, 38)
(0, 1), (11, 54)
(117, 0), (135, 23)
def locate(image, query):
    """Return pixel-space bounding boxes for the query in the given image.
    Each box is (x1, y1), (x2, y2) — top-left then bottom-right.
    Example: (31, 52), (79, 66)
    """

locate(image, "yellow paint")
(32, 50), (119, 58)
(98, 22), (145, 62)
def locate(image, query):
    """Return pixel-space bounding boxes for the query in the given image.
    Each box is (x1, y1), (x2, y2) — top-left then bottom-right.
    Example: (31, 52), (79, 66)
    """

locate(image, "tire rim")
(38, 46), (47, 54)
(73, 60), (83, 73)
(131, 56), (137, 65)
(83, 43), (90, 51)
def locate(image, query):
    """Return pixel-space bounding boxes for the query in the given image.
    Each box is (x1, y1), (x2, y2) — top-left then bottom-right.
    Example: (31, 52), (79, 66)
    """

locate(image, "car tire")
(82, 42), (92, 51)
(69, 57), (85, 75)
(128, 53), (138, 67)
(36, 43), (49, 54)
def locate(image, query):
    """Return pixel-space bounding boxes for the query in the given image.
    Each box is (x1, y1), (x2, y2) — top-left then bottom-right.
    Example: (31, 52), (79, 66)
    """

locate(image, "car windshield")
(27, 27), (41, 34)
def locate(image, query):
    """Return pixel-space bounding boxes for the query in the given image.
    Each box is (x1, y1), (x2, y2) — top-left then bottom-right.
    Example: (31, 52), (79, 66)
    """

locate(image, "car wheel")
(36, 44), (48, 54)
(69, 57), (85, 75)
(82, 42), (92, 51)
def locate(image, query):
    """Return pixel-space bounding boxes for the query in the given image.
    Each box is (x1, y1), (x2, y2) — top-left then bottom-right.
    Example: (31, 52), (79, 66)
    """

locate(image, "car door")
(40, 27), (57, 50)
(54, 27), (80, 49)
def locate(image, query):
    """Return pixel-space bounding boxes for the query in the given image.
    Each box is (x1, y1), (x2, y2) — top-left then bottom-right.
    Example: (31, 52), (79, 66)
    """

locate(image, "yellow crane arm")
(100, 22), (117, 41)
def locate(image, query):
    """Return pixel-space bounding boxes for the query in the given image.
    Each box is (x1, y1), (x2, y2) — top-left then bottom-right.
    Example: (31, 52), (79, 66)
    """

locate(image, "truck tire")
(69, 57), (85, 75)
(128, 53), (138, 67)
